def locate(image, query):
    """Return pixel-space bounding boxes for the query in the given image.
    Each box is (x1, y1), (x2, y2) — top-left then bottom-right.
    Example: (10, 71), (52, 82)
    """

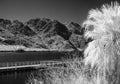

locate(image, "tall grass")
(26, 2), (120, 84)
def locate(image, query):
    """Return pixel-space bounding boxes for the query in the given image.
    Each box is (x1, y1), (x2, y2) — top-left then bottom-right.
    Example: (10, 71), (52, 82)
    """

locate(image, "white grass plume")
(83, 1), (120, 84)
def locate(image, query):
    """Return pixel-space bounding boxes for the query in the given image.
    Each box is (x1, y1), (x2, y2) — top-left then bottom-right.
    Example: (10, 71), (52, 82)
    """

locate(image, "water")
(0, 51), (68, 84)
(0, 51), (83, 84)
(0, 68), (38, 84)
(0, 51), (67, 63)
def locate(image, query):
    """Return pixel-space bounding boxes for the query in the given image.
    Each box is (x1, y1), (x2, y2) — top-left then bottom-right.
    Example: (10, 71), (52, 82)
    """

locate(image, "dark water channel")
(0, 51), (69, 84)
(0, 68), (37, 84)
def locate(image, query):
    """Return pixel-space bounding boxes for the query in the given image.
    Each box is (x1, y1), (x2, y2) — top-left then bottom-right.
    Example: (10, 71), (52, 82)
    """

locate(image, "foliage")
(83, 2), (120, 84)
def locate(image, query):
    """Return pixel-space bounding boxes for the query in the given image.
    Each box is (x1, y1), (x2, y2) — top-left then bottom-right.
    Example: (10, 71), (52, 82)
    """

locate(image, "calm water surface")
(0, 51), (67, 63)
(0, 51), (68, 84)
(0, 68), (36, 84)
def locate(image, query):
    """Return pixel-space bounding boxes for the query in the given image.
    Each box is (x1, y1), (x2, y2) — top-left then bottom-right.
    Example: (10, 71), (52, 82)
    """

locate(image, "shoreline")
(0, 49), (83, 52)
(0, 45), (83, 52)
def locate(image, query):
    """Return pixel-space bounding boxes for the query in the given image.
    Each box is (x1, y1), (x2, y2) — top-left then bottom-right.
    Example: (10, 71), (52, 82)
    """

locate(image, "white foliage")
(83, 1), (120, 84)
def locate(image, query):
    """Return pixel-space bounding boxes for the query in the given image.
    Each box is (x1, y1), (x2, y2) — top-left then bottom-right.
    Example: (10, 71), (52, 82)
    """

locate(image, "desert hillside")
(0, 18), (86, 50)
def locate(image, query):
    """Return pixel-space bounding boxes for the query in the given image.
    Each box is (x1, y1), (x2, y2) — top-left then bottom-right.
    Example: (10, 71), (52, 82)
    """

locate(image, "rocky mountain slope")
(0, 18), (86, 50)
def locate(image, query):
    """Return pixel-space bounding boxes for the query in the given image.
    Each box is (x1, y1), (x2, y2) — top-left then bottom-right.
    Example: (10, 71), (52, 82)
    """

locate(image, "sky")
(0, 0), (119, 24)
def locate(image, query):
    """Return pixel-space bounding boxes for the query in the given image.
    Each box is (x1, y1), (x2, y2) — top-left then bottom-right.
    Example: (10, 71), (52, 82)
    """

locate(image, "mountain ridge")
(0, 18), (86, 50)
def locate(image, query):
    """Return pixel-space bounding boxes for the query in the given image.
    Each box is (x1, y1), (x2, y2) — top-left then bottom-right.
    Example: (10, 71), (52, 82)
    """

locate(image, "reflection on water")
(0, 67), (50, 84)
(0, 51), (67, 84)
(0, 51), (66, 84)
(0, 51), (83, 84)
(0, 68), (39, 84)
